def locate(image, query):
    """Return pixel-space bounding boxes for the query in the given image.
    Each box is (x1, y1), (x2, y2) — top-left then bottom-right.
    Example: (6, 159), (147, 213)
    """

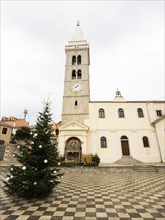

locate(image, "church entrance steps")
(112, 155), (143, 165)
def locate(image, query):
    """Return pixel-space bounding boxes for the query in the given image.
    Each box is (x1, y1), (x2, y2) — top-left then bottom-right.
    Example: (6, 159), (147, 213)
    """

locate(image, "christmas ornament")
(6, 177), (10, 181)
(11, 168), (13, 171)
(39, 145), (42, 148)
(33, 182), (37, 185)
(13, 154), (15, 157)
(53, 170), (57, 174)
(22, 166), (26, 170)
(31, 142), (34, 144)
(17, 146), (20, 149)
(44, 159), (48, 163)
(33, 133), (38, 137)
(10, 175), (13, 179)
(58, 162), (61, 166)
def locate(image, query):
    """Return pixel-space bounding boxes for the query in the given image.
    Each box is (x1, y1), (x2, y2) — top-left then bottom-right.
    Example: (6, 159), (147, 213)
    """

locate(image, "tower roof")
(68, 21), (87, 45)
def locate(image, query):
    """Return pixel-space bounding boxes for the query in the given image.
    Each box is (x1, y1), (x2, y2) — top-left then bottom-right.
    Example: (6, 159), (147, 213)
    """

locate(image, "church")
(57, 22), (165, 164)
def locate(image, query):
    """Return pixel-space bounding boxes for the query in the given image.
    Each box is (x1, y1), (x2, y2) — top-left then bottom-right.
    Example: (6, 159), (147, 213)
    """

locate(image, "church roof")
(68, 21), (87, 45)
(59, 119), (89, 131)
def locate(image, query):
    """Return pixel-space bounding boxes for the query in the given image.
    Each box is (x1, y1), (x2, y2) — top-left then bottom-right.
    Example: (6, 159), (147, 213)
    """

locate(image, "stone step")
(113, 156), (143, 165)
(0, 145), (6, 160)
(133, 165), (158, 172)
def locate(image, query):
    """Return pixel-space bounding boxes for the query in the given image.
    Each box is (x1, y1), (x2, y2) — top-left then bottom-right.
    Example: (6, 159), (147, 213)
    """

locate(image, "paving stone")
(0, 167), (165, 220)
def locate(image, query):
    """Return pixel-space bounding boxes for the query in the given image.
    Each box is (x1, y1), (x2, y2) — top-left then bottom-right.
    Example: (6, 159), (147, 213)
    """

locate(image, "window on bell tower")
(72, 56), (76, 65)
(77, 55), (81, 65)
(77, 70), (82, 79)
(72, 70), (76, 79)
(75, 100), (78, 106)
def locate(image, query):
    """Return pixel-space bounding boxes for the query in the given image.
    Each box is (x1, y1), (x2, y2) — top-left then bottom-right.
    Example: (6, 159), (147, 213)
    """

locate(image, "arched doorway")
(121, 136), (130, 155)
(65, 137), (82, 162)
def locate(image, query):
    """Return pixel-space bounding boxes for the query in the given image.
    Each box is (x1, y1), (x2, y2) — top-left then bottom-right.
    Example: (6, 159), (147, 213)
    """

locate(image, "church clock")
(72, 83), (82, 92)
(61, 22), (90, 124)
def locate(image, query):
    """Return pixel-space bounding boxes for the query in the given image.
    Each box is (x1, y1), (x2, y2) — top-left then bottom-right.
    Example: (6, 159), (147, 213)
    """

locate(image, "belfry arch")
(65, 137), (82, 162)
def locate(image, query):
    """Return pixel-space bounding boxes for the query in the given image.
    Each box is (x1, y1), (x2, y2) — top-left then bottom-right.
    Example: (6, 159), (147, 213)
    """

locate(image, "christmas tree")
(4, 101), (62, 199)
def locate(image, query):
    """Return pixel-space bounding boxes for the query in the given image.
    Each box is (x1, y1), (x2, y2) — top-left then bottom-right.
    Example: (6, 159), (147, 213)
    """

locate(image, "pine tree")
(4, 101), (62, 199)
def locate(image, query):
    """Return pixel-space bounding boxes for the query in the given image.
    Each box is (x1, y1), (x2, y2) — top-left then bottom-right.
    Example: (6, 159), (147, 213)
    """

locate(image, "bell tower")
(61, 22), (90, 124)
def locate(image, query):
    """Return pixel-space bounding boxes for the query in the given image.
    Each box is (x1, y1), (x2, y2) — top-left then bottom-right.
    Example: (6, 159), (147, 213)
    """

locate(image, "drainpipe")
(146, 102), (162, 163)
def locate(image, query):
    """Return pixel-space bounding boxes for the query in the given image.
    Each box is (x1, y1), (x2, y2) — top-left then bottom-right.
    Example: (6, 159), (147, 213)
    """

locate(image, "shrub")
(81, 153), (100, 166)
(15, 127), (31, 140)
(81, 154), (92, 165)
(91, 153), (100, 166)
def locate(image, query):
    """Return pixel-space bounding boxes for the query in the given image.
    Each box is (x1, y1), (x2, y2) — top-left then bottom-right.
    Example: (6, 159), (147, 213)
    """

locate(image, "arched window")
(77, 55), (81, 65)
(100, 137), (107, 148)
(143, 136), (150, 147)
(72, 70), (76, 79)
(77, 69), (82, 79)
(75, 100), (78, 106)
(118, 108), (125, 118)
(72, 56), (76, 65)
(137, 108), (144, 118)
(121, 135), (128, 140)
(99, 108), (105, 118)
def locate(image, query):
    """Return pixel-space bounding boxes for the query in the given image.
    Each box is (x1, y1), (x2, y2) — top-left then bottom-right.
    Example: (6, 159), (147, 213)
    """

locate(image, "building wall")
(154, 117), (165, 162)
(0, 125), (13, 145)
(83, 101), (165, 163)
(147, 102), (165, 123)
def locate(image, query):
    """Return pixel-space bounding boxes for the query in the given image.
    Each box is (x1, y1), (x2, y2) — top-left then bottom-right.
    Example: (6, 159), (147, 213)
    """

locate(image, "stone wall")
(0, 144), (18, 164)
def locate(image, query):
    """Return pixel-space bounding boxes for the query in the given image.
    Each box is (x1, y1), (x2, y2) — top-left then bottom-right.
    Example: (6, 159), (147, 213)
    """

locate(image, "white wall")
(84, 101), (165, 163)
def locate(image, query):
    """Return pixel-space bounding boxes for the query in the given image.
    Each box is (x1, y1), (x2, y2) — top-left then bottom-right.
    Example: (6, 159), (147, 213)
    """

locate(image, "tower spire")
(68, 21), (87, 45)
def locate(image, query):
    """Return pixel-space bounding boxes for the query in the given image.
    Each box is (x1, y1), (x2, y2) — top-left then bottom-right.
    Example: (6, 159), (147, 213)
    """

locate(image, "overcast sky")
(1, 1), (164, 124)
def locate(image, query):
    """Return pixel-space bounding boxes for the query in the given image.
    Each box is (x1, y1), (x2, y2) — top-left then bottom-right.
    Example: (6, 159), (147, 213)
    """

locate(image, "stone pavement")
(0, 167), (165, 220)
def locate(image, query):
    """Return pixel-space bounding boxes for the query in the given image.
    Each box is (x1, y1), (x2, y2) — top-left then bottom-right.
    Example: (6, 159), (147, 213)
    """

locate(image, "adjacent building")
(0, 116), (29, 145)
(0, 123), (13, 145)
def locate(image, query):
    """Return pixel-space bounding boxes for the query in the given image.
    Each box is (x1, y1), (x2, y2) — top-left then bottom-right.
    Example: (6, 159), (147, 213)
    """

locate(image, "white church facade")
(58, 23), (165, 164)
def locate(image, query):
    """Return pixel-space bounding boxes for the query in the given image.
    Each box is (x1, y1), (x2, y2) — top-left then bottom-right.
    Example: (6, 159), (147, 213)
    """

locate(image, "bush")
(15, 127), (31, 140)
(91, 153), (100, 166)
(81, 153), (100, 166)
(81, 154), (92, 165)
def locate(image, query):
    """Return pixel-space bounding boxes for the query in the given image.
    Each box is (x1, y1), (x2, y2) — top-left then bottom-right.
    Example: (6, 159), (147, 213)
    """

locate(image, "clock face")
(72, 83), (82, 92)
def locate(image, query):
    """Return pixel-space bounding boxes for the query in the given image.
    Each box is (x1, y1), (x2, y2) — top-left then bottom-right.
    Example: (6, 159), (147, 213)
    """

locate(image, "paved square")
(0, 167), (165, 220)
